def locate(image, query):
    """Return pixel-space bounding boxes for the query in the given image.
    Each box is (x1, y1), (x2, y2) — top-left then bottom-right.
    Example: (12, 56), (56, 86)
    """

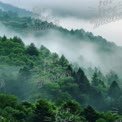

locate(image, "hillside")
(0, 2), (122, 122)
(0, 7), (122, 78)
(0, 1), (32, 17)
(0, 36), (122, 112)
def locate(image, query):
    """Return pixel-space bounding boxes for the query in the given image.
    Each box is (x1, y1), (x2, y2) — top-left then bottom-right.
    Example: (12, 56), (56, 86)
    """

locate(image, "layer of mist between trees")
(0, 9), (122, 79)
(0, 36), (122, 115)
(0, 3), (122, 122)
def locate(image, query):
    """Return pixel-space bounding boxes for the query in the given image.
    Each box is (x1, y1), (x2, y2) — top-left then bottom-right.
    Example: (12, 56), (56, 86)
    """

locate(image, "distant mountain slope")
(0, 1), (32, 17)
(0, 3), (122, 77)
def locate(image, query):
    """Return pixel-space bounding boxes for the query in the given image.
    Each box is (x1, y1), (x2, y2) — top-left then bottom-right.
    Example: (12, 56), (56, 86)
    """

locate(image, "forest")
(0, 36), (122, 122)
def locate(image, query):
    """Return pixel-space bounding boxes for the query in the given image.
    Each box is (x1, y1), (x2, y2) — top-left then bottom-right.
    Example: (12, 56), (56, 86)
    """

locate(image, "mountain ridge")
(0, 2), (122, 77)
(0, 1), (32, 17)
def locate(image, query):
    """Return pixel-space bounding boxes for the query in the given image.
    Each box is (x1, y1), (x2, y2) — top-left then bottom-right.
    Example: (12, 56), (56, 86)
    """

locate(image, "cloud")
(2, 0), (122, 20)
(1, 0), (122, 46)
(1, 0), (98, 19)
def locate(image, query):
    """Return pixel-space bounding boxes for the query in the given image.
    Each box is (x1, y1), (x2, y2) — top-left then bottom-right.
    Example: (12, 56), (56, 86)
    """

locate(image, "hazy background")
(1, 0), (122, 46)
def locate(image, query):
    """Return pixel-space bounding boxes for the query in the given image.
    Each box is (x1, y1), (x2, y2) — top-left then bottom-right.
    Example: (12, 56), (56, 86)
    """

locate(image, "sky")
(1, 0), (122, 46)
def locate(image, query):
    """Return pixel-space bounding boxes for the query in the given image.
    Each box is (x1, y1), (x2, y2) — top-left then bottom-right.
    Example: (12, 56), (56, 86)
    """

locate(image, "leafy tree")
(91, 72), (99, 86)
(106, 71), (119, 84)
(83, 106), (99, 122)
(12, 36), (24, 47)
(59, 55), (69, 67)
(75, 68), (90, 93)
(61, 100), (81, 114)
(89, 87), (106, 111)
(40, 45), (51, 57)
(0, 94), (18, 109)
(2, 35), (7, 42)
(26, 43), (39, 56)
(34, 99), (55, 122)
(96, 118), (107, 122)
(104, 111), (120, 122)
(66, 65), (73, 77)
(91, 72), (106, 89)
(108, 81), (121, 99)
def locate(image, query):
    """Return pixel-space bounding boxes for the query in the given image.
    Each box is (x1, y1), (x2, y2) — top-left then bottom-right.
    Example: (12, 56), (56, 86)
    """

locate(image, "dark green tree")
(12, 36), (25, 47)
(34, 99), (55, 122)
(59, 55), (69, 67)
(91, 72), (99, 86)
(26, 43), (39, 56)
(91, 72), (105, 88)
(0, 94), (18, 109)
(83, 106), (99, 122)
(61, 100), (81, 114)
(40, 45), (51, 57)
(106, 71), (119, 85)
(75, 68), (90, 93)
(108, 81), (121, 99)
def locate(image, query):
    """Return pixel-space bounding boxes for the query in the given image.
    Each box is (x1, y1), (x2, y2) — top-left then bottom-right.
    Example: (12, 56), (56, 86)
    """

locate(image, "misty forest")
(0, 1), (122, 122)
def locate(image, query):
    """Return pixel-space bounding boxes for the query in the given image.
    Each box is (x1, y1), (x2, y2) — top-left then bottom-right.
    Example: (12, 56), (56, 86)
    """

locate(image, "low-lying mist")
(0, 22), (122, 79)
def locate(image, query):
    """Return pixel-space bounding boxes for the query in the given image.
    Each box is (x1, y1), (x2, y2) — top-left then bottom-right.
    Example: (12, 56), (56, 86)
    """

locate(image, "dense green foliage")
(0, 2), (122, 121)
(0, 36), (122, 121)
(0, 94), (122, 122)
(1, 7), (122, 78)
